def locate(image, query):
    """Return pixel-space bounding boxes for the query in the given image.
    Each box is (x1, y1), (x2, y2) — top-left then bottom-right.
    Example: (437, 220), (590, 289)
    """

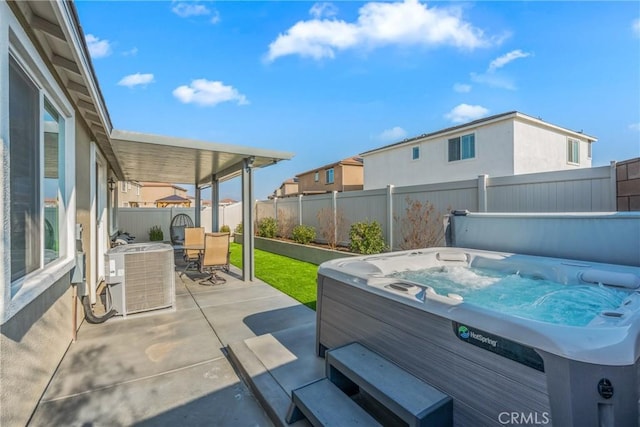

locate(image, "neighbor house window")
(326, 168), (334, 184)
(314, 171), (319, 182)
(120, 181), (127, 192)
(412, 146), (420, 160)
(587, 142), (592, 159)
(567, 138), (580, 164)
(9, 56), (66, 282)
(448, 134), (475, 162)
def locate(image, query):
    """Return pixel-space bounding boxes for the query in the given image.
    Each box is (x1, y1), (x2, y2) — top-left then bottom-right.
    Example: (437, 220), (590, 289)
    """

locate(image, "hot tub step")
(326, 342), (453, 427)
(286, 378), (381, 426)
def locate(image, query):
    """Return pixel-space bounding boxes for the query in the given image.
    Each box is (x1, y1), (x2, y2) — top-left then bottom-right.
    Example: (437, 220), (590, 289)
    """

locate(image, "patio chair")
(183, 227), (205, 273)
(199, 232), (230, 285)
(170, 213), (194, 246)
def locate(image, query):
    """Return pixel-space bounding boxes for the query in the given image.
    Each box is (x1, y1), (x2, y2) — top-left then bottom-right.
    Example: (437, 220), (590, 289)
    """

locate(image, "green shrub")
(257, 217), (277, 238)
(234, 223), (243, 234)
(292, 225), (316, 245)
(349, 220), (386, 254)
(220, 224), (231, 233)
(149, 225), (164, 241)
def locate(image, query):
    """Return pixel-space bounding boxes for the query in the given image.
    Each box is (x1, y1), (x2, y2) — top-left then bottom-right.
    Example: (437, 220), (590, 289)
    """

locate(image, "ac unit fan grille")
(123, 251), (174, 314)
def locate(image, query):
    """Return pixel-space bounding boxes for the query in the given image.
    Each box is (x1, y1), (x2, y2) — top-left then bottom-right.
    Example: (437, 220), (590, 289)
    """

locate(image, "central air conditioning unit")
(105, 243), (175, 317)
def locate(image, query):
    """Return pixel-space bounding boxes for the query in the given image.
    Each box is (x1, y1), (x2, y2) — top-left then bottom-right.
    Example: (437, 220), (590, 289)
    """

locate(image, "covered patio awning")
(110, 129), (293, 185)
(110, 129), (294, 281)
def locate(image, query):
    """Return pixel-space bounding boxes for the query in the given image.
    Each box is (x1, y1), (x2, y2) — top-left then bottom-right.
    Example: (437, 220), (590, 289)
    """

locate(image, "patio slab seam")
(39, 356), (228, 403)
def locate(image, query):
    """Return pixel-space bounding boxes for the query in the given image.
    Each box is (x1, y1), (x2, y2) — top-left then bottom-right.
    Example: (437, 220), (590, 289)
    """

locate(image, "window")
(587, 141), (592, 159)
(448, 133), (475, 162)
(314, 171), (319, 182)
(120, 181), (128, 192)
(412, 146), (420, 160)
(9, 56), (40, 281)
(9, 56), (66, 282)
(326, 168), (334, 184)
(567, 138), (580, 164)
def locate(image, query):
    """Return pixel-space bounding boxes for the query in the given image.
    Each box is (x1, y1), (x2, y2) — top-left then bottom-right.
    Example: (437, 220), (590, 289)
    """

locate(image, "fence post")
(298, 194), (303, 225)
(478, 174), (488, 212)
(332, 191), (338, 245)
(610, 161), (617, 211)
(273, 196), (278, 224)
(387, 184), (394, 251)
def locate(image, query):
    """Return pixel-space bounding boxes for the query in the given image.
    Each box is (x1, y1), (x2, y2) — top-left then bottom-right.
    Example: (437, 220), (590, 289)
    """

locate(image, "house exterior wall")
(118, 183), (187, 207)
(0, 3), (86, 425)
(0, 273), (78, 427)
(363, 119), (515, 190)
(513, 118), (593, 174)
(341, 163), (364, 191)
(298, 163), (363, 193)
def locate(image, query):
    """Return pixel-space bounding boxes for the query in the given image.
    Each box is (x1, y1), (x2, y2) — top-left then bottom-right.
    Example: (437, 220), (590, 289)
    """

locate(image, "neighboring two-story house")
(296, 156), (364, 195)
(117, 181), (190, 207)
(361, 111), (596, 190)
(271, 177), (299, 199)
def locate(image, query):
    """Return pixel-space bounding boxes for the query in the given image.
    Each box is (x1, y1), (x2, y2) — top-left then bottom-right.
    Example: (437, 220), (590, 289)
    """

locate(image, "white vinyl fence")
(118, 202), (243, 243)
(256, 164), (617, 250)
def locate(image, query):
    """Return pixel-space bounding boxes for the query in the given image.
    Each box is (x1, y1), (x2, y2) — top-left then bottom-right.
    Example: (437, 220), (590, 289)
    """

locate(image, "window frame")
(314, 171), (319, 182)
(567, 138), (580, 165)
(325, 168), (334, 184)
(5, 25), (76, 320)
(448, 133), (476, 162)
(412, 146), (420, 161)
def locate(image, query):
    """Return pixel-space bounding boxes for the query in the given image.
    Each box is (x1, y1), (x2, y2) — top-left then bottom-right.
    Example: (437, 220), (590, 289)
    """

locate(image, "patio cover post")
(241, 157), (255, 281)
(211, 177), (219, 232)
(195, 186), (201, 226)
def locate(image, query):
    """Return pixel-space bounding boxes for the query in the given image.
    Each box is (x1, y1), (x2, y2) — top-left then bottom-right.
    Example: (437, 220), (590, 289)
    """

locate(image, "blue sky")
(76, 1), (640, 200)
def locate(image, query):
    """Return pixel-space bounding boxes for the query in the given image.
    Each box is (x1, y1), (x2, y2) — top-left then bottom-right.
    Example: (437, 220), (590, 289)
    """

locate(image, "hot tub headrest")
(579, 270), (640, 289)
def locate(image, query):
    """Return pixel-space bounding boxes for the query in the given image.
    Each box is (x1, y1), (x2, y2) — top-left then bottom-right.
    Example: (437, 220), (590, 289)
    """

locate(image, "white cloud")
(172, 2), (210, 17)
(470, 71), (515, 90)
(453, 83), (472, 93)
(266, 0), (493, 62)
(629, 122), (640, 131)
(122, 47), (138, 56)
(85, 34), (112, 58)
(633, 18), (640, 37)
(488, 49), (531, 72)
(172, 1), (220, 23)
(445, 104), (489, 123)
(378, 126), (407, 142)
(117, 73), (155, 88)
(172, 79), (249, 106)
(468, 49), (531, 90)
(310, 2), (338, 19)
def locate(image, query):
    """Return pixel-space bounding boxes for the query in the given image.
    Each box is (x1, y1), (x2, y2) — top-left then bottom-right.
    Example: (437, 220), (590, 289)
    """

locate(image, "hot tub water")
(390, 266), (629, 326)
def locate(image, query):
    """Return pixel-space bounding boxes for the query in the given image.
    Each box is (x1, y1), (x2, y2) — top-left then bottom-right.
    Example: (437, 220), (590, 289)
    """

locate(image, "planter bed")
(234, 234), (356, 266)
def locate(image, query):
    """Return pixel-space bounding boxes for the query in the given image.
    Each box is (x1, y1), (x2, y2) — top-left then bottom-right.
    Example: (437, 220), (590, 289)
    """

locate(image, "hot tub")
(316, 247), (640, 427)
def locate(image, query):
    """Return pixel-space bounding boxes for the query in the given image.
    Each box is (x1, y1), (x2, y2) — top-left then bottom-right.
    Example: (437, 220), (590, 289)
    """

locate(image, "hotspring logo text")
(459, 325), (497, 347)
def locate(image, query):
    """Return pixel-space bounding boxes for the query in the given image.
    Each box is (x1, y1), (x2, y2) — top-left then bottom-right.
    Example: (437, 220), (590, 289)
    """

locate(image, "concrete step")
(287, 378), (381, 427)
(326, 342), (453, 427)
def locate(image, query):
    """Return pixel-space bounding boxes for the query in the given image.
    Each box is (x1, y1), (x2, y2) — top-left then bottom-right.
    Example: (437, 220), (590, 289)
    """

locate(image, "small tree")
(257, 217), (277, 238)
(234, 222), (243, 234)
(394, 197), (446, 250)
(317, 208), (347, 249)
(349, 221), (386, 254)
(277, 208), (296, 239)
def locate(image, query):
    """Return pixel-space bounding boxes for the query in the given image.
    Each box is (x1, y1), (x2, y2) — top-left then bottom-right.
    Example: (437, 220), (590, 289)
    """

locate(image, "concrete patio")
(28, 252), (324, 426)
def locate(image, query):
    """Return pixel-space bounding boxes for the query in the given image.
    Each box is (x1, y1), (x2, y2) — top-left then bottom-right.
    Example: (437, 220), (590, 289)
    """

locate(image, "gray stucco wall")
(0, 273), (75, 426)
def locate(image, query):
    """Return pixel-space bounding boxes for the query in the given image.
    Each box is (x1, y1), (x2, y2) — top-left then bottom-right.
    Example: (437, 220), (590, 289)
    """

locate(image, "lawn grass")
(229, 242), (319, 310)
